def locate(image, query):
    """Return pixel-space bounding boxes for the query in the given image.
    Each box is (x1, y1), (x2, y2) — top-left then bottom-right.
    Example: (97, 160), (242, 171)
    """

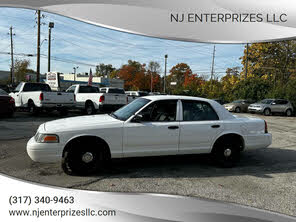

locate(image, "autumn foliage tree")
(113, 60), (161, 91)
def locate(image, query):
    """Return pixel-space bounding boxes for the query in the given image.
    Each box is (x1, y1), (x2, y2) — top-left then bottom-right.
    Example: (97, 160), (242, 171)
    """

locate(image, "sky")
(0, 7), (245, 79)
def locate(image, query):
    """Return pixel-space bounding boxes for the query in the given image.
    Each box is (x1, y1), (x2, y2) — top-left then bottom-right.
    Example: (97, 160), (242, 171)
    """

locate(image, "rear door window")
(182, 100), (219, 121)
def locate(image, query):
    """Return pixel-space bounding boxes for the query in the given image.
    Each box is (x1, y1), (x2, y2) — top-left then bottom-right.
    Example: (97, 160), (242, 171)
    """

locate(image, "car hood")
(224, 103), (236, 106)
(43, 114), (122, 133)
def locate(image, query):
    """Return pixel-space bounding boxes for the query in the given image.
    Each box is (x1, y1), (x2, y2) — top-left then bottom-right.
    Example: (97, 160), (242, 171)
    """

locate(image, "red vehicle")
(0, 88), (15, 117)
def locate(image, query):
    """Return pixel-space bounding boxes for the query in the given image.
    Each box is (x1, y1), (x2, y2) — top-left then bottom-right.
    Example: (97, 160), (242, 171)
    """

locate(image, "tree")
(114, 60), (149, 91)
(95, 63), (115, 77)
(240, 41), (296, 84)
(147, 61), (161, 92)
(14, 59), (30, 82)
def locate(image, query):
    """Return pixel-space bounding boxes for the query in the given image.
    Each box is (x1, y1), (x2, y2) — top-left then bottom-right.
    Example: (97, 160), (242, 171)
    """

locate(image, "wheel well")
(63, 136), (111, 160)
(212, 133), (245, 153)
(85, 100), (93, 106)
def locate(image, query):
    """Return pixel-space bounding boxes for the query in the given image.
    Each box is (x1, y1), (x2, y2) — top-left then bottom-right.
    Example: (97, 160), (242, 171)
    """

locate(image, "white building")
(60, 73), (124, 89)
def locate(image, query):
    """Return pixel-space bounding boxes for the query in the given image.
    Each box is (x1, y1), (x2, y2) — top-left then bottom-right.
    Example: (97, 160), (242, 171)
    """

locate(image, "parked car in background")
(0, 88), (15, 117)
(27, 95), (272, 175)
(9, 82), (75, 115)
(66, 85), (127, 114)
(248, 99), (294, 116)
(0, 84), (10, 93)
(213, 99), (228, 105)
(126, 91), (149, 103)
(224, 100), (252, 113)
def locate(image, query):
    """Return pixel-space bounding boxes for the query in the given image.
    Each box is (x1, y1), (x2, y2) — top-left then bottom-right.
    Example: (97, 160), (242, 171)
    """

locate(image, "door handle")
(211, 125), (220, 128)
(168, 126), (179, 130)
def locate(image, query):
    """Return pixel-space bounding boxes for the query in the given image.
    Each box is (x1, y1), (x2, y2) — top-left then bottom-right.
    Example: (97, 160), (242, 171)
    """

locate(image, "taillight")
(9, 97), (15, 104)
(264, 120), (268, 133)
(39, 92), (44, 101)
(99, 95), (105, 102)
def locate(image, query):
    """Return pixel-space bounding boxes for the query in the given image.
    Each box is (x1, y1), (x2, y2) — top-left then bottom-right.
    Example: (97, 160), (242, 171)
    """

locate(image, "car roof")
(143, 95), (212, 102)
(142, 95), (235, 120)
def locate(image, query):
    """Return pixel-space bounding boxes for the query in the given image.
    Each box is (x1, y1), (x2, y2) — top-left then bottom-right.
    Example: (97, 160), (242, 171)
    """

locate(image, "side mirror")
(132, 114), (143, 123)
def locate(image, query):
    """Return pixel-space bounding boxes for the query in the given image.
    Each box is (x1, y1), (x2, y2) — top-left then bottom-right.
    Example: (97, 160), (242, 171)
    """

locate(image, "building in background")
(46, 72), (124, 91)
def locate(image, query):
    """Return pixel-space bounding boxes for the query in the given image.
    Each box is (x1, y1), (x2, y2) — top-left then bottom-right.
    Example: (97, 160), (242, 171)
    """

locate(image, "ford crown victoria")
(27, 96), (272, 175)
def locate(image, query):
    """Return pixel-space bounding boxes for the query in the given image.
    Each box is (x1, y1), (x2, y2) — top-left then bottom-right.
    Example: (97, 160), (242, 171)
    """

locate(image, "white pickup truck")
(66, 85), (127, 114)
(27, 95), (272, 175)
(10, 82), (75, 115)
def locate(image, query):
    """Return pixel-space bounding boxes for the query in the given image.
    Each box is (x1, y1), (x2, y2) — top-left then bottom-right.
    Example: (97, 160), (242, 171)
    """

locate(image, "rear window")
(107, 88), (125, 94)
(100, 88), (107, 93)
(79, 86), (99, 93)
(23, 83), (51, 92)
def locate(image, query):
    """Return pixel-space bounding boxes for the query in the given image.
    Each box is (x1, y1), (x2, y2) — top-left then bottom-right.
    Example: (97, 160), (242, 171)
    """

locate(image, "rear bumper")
(36, 103), (76, 109)
(26, 137), (63, 163)
(244, 133), (272, 150)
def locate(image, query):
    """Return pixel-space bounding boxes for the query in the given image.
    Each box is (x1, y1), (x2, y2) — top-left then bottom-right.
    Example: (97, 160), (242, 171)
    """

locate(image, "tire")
(212, 137), (241, 168)
(286, 109), (293, 117)
(263, 108), (271, 116)
(85, 101), (95, 115)
(62, 139), (104, 176)
(28, 101), (39, 115)
(235, 107), (241, 113)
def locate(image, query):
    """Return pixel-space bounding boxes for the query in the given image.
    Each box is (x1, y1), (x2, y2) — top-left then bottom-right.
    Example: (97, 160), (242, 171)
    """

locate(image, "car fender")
(210, 130), (245, 152)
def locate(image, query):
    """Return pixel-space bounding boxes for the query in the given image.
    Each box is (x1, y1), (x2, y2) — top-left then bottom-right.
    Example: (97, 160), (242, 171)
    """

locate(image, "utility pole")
(210, 45), (216, 81)
(36, 10), (41, 82)
(164, 54), (168, 94)
(73, 66), (79, 82)
(9, 26), (15, 84)
(150, 70), (153, 93)
(48, 22), (54, 72)
(245, 43), (249, 79)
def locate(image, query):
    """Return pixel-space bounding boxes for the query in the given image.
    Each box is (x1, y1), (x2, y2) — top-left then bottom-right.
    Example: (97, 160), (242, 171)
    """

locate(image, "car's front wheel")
(235, 107), (241, 113)
(263, 108), (271, 116)
(62, 140), (104, 175)
(212, 137), (241, 167)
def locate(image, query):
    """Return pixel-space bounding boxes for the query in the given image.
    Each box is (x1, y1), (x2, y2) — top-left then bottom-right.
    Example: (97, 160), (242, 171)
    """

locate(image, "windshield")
(14, 83), (22, 92)
(259, 99), (273, 104)
(233, 100), (243, 103)
(112, 98), (151, 121)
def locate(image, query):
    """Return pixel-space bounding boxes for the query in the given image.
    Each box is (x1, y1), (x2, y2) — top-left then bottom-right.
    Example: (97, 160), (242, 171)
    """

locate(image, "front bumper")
(26, 137), (63, 163)
(248, 107), (263, 113)
(224, 106), (235, 111)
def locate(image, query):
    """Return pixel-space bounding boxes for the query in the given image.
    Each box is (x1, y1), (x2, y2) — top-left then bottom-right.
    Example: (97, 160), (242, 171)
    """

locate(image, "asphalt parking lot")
(0, 111), (296, 216)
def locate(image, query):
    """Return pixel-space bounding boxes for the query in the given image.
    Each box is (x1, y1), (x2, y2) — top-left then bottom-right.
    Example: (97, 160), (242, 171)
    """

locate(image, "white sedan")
(27, 95), (272, 175)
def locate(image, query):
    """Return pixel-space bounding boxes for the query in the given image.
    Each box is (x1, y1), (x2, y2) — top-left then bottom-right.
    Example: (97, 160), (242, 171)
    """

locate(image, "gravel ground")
(0, 111), (295, 216)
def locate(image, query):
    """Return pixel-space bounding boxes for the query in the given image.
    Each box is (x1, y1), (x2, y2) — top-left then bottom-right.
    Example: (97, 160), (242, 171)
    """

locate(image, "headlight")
(35, 133), (59, 143)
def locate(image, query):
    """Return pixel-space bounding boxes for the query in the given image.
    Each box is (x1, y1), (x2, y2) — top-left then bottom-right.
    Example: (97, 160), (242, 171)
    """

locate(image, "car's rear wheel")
(85, 101), (95, 115)
(263, 108), (271, 116)
(286, 109), (293, 117)
(28, 101), (39, 115)
(235, 107), (241, 113)
(212, 137), (241, 167)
